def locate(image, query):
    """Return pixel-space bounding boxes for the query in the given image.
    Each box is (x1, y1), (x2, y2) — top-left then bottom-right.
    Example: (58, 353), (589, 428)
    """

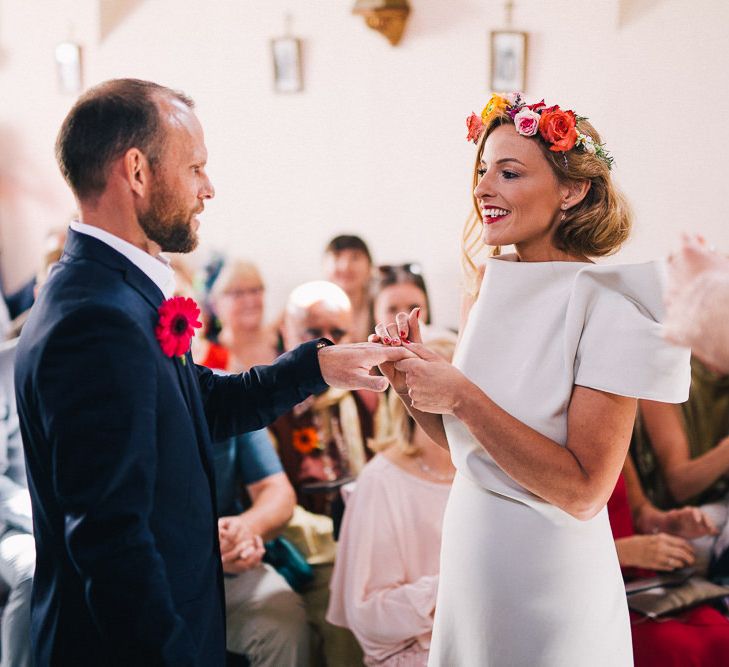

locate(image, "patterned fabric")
(269, 388), (377, 517)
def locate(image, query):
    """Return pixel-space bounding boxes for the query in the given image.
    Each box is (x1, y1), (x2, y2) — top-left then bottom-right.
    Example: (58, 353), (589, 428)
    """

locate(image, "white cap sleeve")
(568, 261), (690, 403)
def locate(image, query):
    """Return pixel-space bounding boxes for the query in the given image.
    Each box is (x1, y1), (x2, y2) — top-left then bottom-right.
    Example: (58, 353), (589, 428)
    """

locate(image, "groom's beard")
(138, 177), (199, 254)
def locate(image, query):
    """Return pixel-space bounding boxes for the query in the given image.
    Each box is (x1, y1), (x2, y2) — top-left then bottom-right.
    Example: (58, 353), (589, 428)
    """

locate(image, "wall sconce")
(352, 0), (410, 46)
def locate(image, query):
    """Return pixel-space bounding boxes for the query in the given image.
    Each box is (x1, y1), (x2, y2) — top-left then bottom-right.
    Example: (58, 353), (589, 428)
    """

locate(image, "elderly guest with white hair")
(270, 280), (380, 667)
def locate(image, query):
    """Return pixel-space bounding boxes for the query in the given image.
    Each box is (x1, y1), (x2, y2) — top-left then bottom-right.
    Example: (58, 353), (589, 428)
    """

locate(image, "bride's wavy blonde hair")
(462, 112), (633, 295)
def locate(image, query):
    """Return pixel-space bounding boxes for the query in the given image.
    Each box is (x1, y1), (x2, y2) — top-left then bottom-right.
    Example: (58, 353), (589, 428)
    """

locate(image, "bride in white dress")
(372, 94), (690, 666)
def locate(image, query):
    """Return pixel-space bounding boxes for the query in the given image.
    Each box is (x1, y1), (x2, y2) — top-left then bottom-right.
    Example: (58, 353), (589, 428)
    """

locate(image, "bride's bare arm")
(396, 343), (636, 521)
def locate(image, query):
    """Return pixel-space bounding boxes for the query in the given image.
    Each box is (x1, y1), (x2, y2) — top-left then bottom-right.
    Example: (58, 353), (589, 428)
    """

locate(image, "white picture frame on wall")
(55, 41), (83, 95)
(271, 37), (303, 93)
(490, 31), (527, 92)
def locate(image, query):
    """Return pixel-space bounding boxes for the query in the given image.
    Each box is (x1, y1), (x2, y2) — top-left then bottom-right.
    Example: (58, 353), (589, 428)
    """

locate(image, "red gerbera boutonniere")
(155, 296), (202, 365)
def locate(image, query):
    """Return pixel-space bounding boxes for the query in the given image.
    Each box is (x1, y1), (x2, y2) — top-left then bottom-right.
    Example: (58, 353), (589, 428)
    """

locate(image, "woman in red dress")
(608, 457), (729, 666)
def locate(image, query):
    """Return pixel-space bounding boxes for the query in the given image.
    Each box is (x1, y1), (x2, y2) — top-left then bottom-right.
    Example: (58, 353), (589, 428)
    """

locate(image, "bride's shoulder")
(570, 261), (666, 312)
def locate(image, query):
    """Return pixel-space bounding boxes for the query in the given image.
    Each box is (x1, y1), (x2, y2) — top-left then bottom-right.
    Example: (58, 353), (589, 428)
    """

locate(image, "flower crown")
(466, 92), (614, 170)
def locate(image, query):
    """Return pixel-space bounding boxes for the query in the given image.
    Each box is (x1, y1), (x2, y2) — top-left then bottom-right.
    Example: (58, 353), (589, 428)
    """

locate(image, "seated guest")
(214, 427), (309, 666)
(199, 260), (278, 371)
(3, 226), (67, 340)
(0, 227), (67, 665)
(373, 263), (456, 345)
(0, 338), (33, 667)
(274, 281), (377, 514)
(327, 339), (455, 667)
(367, 263), (455, 449)
(631, 357), (729, 575)
(608, 455), (729, 667)
(323, 235), (374, 342)
(271, 280), (379, 667)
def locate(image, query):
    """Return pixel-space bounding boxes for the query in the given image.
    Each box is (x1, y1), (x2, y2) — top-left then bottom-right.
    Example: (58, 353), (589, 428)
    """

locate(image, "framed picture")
(490, 31), (527, 92)
(271, 37), (303, 93)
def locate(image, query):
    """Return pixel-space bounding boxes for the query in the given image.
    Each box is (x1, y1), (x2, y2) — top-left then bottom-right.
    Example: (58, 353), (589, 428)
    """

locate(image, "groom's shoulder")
(43, 259), (148, 319)
(18, 261), (155, 362)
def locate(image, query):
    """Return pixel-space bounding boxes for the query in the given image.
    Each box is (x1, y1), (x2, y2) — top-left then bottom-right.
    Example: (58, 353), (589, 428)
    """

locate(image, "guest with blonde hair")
(199, 259), (278, 371)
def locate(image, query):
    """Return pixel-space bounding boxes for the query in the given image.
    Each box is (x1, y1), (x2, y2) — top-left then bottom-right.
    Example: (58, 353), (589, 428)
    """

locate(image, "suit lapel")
(179, 354), (217, 499)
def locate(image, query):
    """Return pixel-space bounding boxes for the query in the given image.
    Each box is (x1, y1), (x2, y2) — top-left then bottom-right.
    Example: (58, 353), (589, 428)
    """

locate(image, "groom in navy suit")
(15, 79), (407, 666)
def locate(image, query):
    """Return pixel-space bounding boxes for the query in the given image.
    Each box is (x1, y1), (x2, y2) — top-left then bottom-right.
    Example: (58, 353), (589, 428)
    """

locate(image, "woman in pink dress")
(327, 341), (455, 666)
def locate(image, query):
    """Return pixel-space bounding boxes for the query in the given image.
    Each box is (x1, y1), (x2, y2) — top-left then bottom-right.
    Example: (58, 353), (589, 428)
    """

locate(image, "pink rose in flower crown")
(513, 108), (540, 137)
(466, 113), (485, 144)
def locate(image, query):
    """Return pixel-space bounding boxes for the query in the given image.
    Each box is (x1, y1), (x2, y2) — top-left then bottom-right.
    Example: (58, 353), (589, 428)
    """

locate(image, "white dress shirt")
(69, 221), (175, 299)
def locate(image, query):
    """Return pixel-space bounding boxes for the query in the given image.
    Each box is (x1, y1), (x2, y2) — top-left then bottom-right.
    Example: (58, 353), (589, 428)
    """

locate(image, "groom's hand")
(317, 342), (415, 392)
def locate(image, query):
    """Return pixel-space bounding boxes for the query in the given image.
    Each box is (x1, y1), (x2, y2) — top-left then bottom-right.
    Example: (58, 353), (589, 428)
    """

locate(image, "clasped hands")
(366, 307), (469, 415)
(218, 515), (265, 574)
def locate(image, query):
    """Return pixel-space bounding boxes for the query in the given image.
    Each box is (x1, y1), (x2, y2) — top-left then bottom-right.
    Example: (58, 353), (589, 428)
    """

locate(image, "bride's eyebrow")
(496, 158), (526, 166)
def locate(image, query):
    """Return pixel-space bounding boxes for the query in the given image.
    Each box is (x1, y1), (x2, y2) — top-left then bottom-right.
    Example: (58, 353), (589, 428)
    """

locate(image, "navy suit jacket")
(15, 230), (328, 666)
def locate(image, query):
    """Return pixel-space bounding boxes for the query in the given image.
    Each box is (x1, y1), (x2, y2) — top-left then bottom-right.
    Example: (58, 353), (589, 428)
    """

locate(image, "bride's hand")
(369, 307), (422, 395)
(395, 343), (471, 415)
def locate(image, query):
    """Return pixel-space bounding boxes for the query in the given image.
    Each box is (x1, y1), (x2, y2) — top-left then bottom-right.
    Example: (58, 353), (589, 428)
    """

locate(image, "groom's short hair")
(55, 78), (194, 200)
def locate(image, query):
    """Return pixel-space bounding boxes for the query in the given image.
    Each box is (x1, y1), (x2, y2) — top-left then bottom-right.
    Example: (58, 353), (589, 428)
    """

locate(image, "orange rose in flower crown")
(538, 107), (578, 152)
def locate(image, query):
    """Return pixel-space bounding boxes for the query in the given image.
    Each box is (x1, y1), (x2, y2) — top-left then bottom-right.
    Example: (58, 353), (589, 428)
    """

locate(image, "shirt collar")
(69, 220), (175, 299)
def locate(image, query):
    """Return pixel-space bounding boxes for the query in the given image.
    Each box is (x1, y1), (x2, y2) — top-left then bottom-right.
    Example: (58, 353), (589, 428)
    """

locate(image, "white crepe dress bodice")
(429, 257), (690, 666)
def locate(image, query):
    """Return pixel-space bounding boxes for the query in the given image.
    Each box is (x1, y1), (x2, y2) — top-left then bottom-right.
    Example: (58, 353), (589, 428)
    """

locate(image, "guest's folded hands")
(218, 516), (265, 573)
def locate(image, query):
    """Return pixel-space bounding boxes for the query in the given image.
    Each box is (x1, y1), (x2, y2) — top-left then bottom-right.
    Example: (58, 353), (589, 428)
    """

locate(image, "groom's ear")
(121, 147), (153, 198)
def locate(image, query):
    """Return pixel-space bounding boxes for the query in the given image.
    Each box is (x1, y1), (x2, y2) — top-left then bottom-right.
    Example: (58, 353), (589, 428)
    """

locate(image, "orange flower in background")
(292, 427), (320, 454)
(538, 108), (578, 152)
(480, 93), (510, 125)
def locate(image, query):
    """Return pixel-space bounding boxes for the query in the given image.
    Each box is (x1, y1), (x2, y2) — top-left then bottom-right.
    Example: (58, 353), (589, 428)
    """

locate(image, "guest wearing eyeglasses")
(270, 280), (380, 667)
(323, 235), (375, 342)
(198, 259), (279, 371)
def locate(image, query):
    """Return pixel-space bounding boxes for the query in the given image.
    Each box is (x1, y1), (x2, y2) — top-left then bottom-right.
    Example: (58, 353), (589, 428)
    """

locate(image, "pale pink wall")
(0, 0), (727, 327)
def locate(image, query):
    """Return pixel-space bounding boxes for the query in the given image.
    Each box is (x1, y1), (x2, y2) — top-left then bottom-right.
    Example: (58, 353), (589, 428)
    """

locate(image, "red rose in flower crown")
(466, 113), (485, 144)
(538, 107), (578, 152)
(155, 296), (202, 360)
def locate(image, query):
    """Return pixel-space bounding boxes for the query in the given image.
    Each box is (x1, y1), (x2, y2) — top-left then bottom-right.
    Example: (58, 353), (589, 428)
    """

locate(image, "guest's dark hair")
(373, 263), (432, 325)
(324, 235), (372, 264)
(55, 78), (194, 199)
